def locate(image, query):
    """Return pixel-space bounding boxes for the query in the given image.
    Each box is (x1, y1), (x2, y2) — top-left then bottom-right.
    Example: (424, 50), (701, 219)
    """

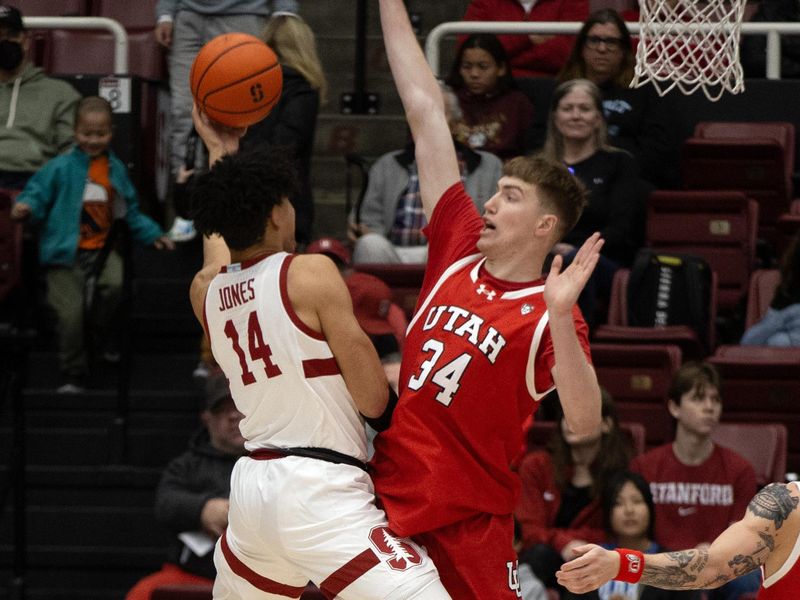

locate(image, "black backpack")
(627, 249), (712, 346)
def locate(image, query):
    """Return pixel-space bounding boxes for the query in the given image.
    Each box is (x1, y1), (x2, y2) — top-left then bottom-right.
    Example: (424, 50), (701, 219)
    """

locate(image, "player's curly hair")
(190, 146), (299, 251)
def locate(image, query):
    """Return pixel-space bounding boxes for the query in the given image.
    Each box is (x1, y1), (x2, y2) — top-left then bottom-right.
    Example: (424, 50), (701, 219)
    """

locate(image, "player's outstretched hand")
(544, 232), (604, 316)
(192, 103), (246, 164)
(555, 543), (618, 593)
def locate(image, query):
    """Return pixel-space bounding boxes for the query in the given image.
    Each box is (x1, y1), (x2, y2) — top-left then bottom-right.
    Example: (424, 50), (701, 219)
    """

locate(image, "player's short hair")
(668, 361), (721, 406)
(191, 146), (299, 251)
(502, 154), (587, 240)
(76, 95), (112, 122)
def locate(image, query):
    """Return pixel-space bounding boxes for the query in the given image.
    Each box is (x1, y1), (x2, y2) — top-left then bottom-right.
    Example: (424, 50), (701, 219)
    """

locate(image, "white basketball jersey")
(204, 252), (367, 461)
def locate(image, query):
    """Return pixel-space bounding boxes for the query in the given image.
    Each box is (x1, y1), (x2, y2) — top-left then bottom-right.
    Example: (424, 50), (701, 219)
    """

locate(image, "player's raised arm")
(545, 233), (603, 437)
(556, 482), (800, 594)
(378, 0), (460, 220)
(189, 105), (246, 328)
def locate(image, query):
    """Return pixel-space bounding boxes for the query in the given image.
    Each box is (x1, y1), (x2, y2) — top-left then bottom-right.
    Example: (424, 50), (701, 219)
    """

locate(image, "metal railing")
(24, 16), (128, 75)
(425, 21), (800, 80)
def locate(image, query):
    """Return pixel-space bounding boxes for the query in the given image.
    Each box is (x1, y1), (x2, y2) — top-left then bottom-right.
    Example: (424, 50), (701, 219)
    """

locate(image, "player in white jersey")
(187, 108), (450, 599)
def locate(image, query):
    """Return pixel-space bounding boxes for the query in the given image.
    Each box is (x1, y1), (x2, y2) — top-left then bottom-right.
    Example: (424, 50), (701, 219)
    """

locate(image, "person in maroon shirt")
(463, 0), (589, 77)
(447, 33), (535, 160)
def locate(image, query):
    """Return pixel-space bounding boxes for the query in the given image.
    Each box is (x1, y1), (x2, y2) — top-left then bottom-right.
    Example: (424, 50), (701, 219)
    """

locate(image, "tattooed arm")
(556, 483), (800, 594)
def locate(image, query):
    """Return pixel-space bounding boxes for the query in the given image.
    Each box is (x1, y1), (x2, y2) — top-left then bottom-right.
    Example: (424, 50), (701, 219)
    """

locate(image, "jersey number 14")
(224, 311), (282, 385)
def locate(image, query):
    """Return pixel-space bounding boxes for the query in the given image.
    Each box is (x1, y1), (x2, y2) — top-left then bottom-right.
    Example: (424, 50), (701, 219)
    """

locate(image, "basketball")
(190, 32), (283, 128)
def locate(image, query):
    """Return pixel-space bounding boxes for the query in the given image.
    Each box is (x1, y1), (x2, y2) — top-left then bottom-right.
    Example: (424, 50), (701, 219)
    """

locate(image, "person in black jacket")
(241, 12), (328, 246)
(542, 78), (648, 328)
(125, 372), (245, 600)
(558, 9), (679, 189)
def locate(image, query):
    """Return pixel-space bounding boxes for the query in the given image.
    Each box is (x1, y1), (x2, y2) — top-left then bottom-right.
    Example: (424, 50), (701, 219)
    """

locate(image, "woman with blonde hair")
(241, 12), (328, 245)
(542, 78), (646, 327)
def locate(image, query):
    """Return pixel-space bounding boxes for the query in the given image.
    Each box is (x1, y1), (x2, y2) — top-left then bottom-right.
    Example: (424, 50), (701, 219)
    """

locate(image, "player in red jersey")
(557, 482), (800, 600)
(371, 1), (604, 597)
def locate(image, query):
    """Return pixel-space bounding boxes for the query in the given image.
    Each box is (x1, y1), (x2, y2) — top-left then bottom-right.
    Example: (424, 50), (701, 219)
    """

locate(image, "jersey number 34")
(407, 339), (472, 406)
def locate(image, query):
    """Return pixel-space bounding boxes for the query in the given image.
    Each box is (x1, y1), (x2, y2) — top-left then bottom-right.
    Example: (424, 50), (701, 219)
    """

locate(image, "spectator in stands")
(541, 78), (646, 327)
(241, 12), (327, 246)
(125, 372), (245, 600)
(558, 9), (680, 189)
(348, 84), (502, 265)
(10, 97), (173, 393)
(462, 0), (589, 78)
(741, 233), (800, 346)
(446, 33), (535, 160)
(563, 470), (701, 600)
(0, 5), (80, 190)
(306, 236), (352, 275)
(515, 390), (632, 593)
(630, 361), (761, 600)
(155, 0), (299, 242)
(741, 0), (800, 79)
(346, 271), (402, 370)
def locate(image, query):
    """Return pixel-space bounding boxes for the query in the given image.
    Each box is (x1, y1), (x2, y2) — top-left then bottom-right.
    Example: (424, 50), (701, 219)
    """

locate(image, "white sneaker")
(168, 217), (197, 242)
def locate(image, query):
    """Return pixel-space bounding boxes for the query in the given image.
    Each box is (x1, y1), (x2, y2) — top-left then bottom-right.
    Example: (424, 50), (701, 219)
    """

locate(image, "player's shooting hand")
(192, 103), (247, 164)
(200, 497), (230, 538)
(555, 543), (618, 593)
(544, 232), (603, 317)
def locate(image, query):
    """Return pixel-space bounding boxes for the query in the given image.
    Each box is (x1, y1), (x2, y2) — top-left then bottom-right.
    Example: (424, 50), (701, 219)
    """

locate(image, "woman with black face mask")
(0, 4), (80, 190)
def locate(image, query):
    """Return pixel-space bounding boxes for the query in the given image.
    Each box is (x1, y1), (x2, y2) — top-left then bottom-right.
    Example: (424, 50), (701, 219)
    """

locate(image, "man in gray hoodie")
(0, 5), (80, 190)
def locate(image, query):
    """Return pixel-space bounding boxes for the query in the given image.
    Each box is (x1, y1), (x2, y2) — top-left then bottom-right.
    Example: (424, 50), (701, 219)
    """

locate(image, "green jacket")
(17, 146), (164, 266)
(0, 63), (80, 172)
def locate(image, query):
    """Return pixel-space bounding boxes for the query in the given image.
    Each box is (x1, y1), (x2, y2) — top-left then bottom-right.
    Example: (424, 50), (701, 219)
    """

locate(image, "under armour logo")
(476, 284), (496, 301)
(521, 303), (532, 315)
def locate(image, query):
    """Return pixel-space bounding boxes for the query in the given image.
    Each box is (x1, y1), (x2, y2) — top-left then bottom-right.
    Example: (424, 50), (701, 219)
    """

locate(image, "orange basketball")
(190, 32), (282, 128)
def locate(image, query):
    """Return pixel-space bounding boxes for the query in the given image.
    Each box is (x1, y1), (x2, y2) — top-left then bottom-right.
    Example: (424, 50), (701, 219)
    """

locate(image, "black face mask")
(0, 40), (23, 71)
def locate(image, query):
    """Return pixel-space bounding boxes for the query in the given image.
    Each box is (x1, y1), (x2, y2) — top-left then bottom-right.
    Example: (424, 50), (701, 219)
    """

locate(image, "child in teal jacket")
(11, 96), (173, 392)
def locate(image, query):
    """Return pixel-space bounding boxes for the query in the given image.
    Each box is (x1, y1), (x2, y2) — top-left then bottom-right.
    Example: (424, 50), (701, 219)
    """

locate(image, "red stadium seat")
(92, 0), (157, 30)
(595, 268), (718, 360)
(645, 190), (759, 311)
(744, 269), (780, 329)
(592, 343), (681, 446)
(353, 264), (425, 319)
(712, 423), (787, 487)
(709, 345), (800, 473)
(45, 28), (165, 80)
(682, 121), (795, 246)
(15, 0), (87, 15)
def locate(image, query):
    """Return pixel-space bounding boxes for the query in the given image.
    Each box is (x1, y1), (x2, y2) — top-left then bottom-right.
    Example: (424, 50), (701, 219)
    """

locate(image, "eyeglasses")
(585, 35), (624, 50)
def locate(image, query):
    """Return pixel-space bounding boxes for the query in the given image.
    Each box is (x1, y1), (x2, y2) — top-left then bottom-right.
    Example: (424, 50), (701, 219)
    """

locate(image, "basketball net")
(632, 0), (747, 101)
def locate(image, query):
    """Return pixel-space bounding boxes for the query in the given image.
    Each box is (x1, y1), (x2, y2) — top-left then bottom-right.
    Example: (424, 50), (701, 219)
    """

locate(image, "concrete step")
(24, 351), (201, 391)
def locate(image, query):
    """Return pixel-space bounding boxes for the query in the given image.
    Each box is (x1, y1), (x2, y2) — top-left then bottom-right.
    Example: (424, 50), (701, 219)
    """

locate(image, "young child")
(11, 95), (173, 393)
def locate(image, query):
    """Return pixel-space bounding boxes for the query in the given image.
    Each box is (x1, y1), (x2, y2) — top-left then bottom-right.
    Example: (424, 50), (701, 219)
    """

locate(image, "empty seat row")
(17, 0), (156, 28)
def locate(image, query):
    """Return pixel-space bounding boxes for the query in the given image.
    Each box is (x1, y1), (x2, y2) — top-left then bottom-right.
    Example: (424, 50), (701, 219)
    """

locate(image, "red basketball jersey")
(370, 183), (591, 537)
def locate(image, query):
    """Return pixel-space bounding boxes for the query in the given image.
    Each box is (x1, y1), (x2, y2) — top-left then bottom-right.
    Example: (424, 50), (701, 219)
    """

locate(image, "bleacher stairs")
(0, 2), (473, 597)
